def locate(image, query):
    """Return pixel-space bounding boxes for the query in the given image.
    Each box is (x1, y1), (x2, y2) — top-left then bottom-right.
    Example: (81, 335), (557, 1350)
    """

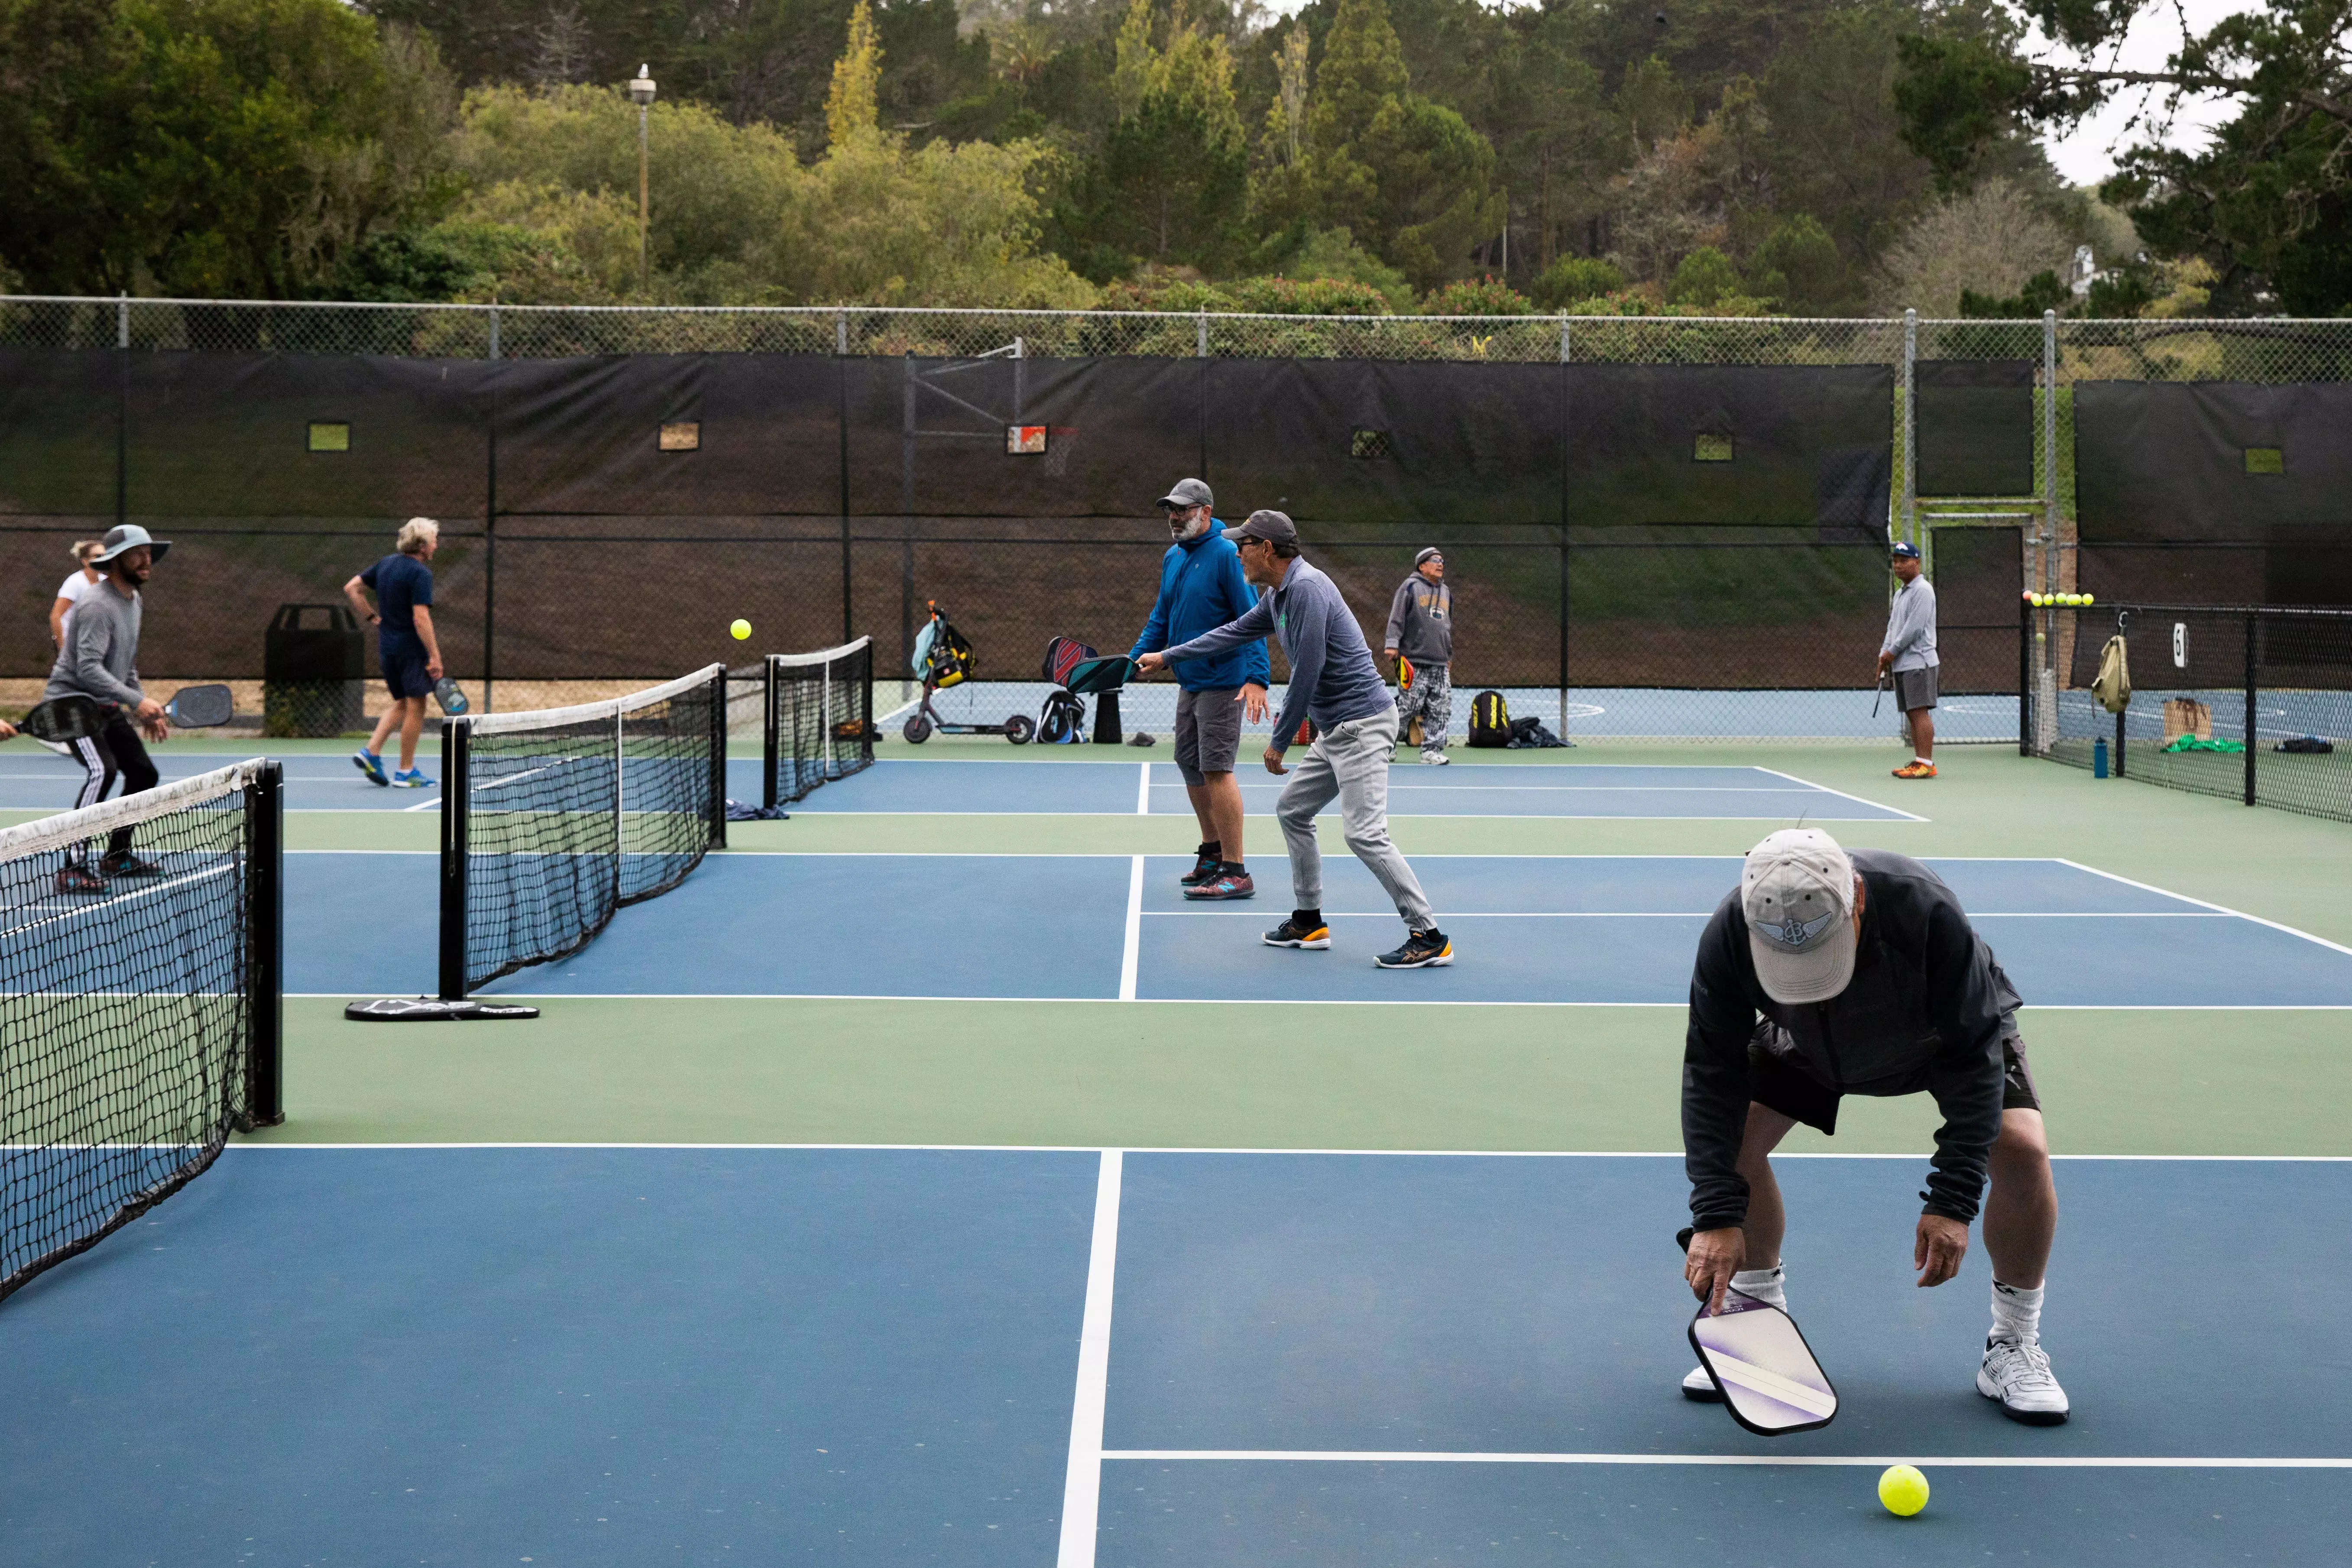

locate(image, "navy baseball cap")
(1890, 541), (1921, 560)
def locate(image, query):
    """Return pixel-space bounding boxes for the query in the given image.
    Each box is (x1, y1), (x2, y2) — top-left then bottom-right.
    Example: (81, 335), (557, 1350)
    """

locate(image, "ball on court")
(729, 619), (752, 641)
(1878, 1464), (1930, 1516)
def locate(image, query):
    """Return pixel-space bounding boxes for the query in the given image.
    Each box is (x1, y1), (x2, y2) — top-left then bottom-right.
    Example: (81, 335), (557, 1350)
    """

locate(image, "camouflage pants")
(1394, 663), (1453, 757)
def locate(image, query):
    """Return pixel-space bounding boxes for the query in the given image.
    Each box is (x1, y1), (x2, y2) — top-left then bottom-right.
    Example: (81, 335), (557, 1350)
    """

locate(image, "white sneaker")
(1681, 1364), (1724, 1402)
(1978, 1336), (2070, 1425)
(1421, 751), (1450, 765)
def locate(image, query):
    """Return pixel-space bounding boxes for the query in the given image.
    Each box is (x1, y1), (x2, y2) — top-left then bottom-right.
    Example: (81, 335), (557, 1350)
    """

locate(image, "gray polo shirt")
(45, 578), (144, 709)
(1163, 556), (1391, 747)
(1881, 577), (1938, 673)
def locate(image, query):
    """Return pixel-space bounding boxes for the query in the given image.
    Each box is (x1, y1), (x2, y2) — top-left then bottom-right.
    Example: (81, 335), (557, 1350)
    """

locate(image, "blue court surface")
(287, 852), (2352, 1007)
(784, 760), (1924, 820)
(6, 1147), (2346, 1566)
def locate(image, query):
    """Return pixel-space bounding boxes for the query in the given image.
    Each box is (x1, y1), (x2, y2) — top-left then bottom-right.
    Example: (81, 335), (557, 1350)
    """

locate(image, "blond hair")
(69, 540), (103, 565)
(396, 517), (440, 555)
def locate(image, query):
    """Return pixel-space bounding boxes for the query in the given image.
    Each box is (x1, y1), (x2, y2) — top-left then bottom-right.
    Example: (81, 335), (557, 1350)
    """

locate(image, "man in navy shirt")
(344, 517), (445, 787)
(1128, 478), (1270, 900)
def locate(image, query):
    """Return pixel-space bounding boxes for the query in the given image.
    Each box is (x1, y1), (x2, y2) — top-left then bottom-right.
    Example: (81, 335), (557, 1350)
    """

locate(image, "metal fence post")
(487, 301), (500, 361)
(2244, 610), (2258, 806)
(2039, 309), (2061, 748)
(837, 311), (854, 646)
(1196, 310), (1208, 359)
(1901, 308), (1917, 547)
(1558, 311), (1571, 733)
(115, 293), (129, 530)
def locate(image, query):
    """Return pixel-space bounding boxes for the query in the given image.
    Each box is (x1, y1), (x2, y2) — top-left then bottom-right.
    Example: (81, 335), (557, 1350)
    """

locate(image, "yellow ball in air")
(729, 619), (752, 641)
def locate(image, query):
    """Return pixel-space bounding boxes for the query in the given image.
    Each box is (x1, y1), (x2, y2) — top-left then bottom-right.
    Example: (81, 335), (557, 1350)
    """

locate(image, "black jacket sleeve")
(1682, 896), (1759, 1231)
(1914, 899), (2009, 1224)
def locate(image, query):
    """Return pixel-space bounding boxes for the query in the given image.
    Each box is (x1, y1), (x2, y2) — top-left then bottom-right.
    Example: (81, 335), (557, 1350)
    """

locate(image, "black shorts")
(382, 643), (434, 702)
(1746, 1022), (2039, 1137)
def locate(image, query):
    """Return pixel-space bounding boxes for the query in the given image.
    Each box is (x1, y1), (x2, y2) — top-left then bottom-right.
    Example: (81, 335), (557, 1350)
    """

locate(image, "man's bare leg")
(1732, 1101), (1800, 1267)
(1909, 706), (1936, 762)
(396, 697), (425, 772)
(1200, 771), (1244, 862)
(365, 702), (402, 759)
(1983, 1108), (2054, 1289)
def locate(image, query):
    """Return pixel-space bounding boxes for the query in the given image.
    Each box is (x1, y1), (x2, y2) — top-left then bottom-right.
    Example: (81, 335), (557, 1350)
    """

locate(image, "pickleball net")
(764, 638), (875, 809)
(0, 758), (284, 1308)
(440, 666), (727, 999)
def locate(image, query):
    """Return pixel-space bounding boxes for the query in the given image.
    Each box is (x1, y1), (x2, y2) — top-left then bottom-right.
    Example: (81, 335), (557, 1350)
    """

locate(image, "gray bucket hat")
(93, 524), (171, 565)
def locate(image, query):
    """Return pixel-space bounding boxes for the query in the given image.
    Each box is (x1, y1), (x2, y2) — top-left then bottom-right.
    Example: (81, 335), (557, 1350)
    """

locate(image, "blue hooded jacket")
(1128, 522), (1270, 694)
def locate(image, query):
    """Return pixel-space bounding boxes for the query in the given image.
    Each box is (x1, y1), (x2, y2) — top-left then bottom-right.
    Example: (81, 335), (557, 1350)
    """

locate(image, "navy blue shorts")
(381, 643), (434, 702)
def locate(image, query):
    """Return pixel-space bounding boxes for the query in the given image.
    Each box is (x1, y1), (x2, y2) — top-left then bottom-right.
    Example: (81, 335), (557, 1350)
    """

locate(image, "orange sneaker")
(1892, 760), (1937, 779)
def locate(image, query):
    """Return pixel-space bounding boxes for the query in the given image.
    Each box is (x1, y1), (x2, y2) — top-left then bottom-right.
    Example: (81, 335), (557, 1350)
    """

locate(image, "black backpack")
(1039, 688), (1087, 744)
(1467, 690), (1511, 748)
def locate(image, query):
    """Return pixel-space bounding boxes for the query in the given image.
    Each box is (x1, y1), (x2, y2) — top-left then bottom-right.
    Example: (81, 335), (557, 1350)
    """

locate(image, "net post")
(437, 718), (470, 1001)
(2018, 602), (2031, 756)
(710, 666), (729, 848)
(1093, 687), (1122, 744)
(762, 654), (781, 811)
(2114, 701), (2126, 779)
(246, 760), (285, 1128)
(2245, 610), (2258, 807)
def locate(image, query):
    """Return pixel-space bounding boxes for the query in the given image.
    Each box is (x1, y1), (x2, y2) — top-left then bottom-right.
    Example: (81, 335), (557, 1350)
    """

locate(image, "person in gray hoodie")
(45, 524), (172, 893)
(1138, 511), (1453, 970)
(1384, 547), (1453, 764)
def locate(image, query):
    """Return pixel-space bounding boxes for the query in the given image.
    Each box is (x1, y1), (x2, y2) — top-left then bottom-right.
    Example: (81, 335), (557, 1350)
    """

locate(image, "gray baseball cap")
(1157, 477), (1213, 510)
(93, 523), (171, 565)
(1235, 509), (1296, 544)
(1740, 828), (1859, 1004)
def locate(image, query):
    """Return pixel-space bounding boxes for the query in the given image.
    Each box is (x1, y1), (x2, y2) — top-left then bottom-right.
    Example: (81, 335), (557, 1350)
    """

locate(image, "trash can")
(263, 603), (365, 738)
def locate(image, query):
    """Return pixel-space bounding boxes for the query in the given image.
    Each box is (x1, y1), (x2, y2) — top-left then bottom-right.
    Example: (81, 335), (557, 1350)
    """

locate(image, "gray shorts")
(1174, 687), (1245, 785)
(1894, 665), (1938, 712)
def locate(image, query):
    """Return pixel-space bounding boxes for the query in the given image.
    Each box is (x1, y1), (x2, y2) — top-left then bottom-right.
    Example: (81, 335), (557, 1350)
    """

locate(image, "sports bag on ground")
(1468, 690), (1511, 748)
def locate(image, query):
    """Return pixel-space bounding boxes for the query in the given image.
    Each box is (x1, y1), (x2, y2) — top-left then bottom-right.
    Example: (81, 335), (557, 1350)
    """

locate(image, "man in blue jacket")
(1130, 478), (1270, 900)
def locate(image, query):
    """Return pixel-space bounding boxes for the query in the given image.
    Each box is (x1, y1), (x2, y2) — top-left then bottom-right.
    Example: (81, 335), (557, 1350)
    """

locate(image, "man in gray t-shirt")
(44, 524), (173, 891)
(1879, 541), (1939, 780)
(1139, 511), (1452, 970)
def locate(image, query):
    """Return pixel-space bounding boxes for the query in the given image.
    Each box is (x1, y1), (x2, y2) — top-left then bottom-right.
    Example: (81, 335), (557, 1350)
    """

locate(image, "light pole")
(628, 64), (656, 292)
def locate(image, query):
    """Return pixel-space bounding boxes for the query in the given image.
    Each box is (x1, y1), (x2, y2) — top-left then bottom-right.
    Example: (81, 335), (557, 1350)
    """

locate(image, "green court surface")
(171, 734), (2352, 1157)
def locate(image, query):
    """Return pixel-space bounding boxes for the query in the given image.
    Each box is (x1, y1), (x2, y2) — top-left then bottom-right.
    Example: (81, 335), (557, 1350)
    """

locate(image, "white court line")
(1056, 1150), (1122, 1568)
(787, 810), (1915, 820)
(2056, 858), (2352, 960)
(1134, 761), (1150, 815)
(1749, 765), (1928, 823)
(1144, 910), (2235, 920)
(291, 990), (2352, 1010)
(224, 1144), (2352, 1161)
(401, 795), (442, 812)
(1099, 1449), (2352, 1470)
(1118, 857), (1144, 1002)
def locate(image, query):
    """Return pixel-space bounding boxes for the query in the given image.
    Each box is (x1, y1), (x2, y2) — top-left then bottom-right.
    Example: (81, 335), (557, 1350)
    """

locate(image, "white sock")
(1730, 1264), (1786, 1309)
(1990, 1279), (2044, 1344)
(1914, 756), (1931, 766)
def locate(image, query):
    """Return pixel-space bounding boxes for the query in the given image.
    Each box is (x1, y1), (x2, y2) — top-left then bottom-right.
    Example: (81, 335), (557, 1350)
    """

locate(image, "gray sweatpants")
(1275, 708), (1437, 931)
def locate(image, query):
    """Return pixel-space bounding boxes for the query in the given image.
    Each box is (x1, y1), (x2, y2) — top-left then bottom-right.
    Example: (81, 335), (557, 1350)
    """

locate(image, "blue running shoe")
(392, 767), (435, 789)
(353, 749), (389, 786)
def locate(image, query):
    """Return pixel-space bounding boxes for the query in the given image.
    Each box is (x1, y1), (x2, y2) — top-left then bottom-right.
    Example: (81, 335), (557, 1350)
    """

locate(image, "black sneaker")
(55, 863), (107, 895)
(1262, 917), (1331, 950)
(1179, 845), (1223, 887)
(1376, 929), (1453, 969)
(99, 852), (163, 878)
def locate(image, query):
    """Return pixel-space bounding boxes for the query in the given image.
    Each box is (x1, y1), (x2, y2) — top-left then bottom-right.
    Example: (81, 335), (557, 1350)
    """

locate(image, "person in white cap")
(1383, 548), (1453, 764)
(1678, 828), (2067, 1424)
(44, 524), (173, 893)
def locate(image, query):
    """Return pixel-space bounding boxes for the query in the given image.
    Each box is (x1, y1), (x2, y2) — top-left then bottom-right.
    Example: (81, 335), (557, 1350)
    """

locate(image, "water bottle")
(2093, 737), (2109, 778)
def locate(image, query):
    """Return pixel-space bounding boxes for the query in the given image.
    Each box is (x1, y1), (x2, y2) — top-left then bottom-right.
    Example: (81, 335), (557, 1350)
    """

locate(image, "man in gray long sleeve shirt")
(1678, 828), (2069, 1425)
(1137, 511), (1452, 969)
(43, 524), (173, 891)
(1879, 541), (1939, 778)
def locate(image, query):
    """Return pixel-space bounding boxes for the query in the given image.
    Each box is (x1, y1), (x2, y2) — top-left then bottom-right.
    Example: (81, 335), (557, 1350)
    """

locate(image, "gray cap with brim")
(1157, 477), (1213, 509)
(1236, 510), (1296, 544)
(1741, 828), (1858, 1004)
(93, 524), (171, 565)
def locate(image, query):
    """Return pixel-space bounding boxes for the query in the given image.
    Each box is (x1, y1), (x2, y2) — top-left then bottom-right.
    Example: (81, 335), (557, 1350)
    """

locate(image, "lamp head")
(627, 65), (657, 105)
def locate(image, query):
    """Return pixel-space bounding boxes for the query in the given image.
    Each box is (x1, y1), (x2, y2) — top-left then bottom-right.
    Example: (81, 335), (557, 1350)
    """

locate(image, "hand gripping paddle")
(19, 684), (233, 742)
(1677, 1226), (1839, 1436)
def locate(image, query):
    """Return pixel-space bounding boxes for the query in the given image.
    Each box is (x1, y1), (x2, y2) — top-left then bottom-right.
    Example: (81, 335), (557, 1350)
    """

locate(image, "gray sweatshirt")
(1880, 577), (1938, 672)
(1384, 573), (1452, 665)
(45, 578), (145, 709)
(1163, 557), (1391, 748)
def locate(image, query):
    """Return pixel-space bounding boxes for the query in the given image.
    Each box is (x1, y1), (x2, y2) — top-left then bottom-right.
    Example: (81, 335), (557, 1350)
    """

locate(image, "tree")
(1096, 0), (1250, 266)
(1874, 177), (2073, 314)
(1895, 0), (2352, 312)
(1746, 212), (1848, 314)
(0, 0), (456, 298)
(826, 0), (882, 146)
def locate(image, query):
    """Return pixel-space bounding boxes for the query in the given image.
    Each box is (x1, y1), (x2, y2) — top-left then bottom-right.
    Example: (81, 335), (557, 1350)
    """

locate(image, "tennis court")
(6, 716), (2352, 1568)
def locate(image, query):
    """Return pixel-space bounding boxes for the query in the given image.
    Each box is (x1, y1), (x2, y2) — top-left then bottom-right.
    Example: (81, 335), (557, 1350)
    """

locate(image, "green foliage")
(1958, 269), (2068, 318)
(1419, 276), (1531, 316)
(1532, 256), (1625, 308)
(1665, 245), (1743, 307)
(1227, 275), (1396, 314)
(1247, 224), (1412, 302)
(1745, 213), (1847, 314)
(1892, 35), (2035, 188)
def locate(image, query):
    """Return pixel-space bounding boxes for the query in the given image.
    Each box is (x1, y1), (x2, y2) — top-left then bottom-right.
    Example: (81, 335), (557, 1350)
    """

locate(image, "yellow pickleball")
(729, 619), (752, 641)
(1878, 1464), (1929, 1516)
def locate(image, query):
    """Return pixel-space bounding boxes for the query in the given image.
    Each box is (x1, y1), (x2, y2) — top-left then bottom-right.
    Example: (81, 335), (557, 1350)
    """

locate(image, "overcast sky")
(2030, 0), (2255, 185)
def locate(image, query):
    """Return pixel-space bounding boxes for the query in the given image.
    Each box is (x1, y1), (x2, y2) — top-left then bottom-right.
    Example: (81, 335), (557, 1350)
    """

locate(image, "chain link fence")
(5, 296), (2345, 743)
(2043, 603), (2352, 825)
